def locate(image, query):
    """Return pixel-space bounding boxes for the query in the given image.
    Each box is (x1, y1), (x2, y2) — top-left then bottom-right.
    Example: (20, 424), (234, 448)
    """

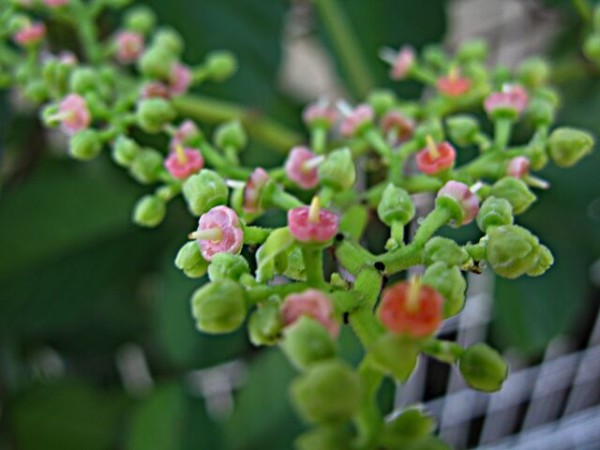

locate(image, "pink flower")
(43, 0), (69, 7)
(13, 22), (46, 46)
(390, 46), (415, 80)
(381, 110), (415, 143)
(169, 63), (192, 95)
(58, 94), (91, 135)
(302, 101), (338, 128)
(507, 156), (530, 178)
(193, 206), (244, 261)
(484, 84), (529, 118)
(415, 138), (456, 175)
(243, 167), (270, 214)
(165, 147), (204, 179)
(288, 198), (339, 243)
(436, 181), (480, 226)
(340, 104), (374, 137)
(115, 31), (144, 64)
(169, 120), (201, 151)
(140, 82), (170, 100)
(285, 146), (320, 189)
(437, 70), (471, 97)
(281, 289), (340, 337)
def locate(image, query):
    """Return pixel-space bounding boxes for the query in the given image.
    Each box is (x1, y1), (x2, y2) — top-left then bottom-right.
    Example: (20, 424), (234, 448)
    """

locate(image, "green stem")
(572, 0), (593, 22)
(311, 126), (328, 154)
(464, 242), (486, 261)
(172, 95), (302, 153)
(364, 128), (392, 159)
(301, 246), (326, 288)
(73, 0), (101, 64)
(421, 338), (464, 364)
(494, 118), (513, 151)
(411, 206), (452, 247)
(311, 0), (375, 98)
(246, 282), (310, 305)
(335, 238), (376, 275)
(243, 226), (271, 245)
(354, 360), (384, 447)
(198, 142), (250, 179)
(270, 189), (304, 210)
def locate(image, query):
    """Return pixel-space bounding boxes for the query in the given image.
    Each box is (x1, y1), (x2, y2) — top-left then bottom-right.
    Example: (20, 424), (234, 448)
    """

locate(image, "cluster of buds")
(0, 1), (595, 449)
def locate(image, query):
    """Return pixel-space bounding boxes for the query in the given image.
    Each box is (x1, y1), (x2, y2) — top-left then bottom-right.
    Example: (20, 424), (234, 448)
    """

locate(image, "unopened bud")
(175, 241), (208, 278)
(459, 343), (508, 392)
(132, 194), (166, 227)
(191, 279), (247, 334)
(182, 169), (228, 216)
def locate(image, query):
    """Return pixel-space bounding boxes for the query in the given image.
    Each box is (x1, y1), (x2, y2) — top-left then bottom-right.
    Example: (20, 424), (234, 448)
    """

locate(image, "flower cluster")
(0, 1), (595, 449)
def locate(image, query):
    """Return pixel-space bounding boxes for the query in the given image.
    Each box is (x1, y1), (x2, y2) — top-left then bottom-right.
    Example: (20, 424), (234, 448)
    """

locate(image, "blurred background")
(0, 0), (599, 449)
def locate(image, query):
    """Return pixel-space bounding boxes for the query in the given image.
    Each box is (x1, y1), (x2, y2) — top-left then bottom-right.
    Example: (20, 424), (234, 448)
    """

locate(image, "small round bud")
(295, 426), (352, 450)
(517, 57), (550, 88)
(526, 244), (554, 277)
(377, 184), (415, 226)
(136, 98), (176, 134)
(290, 360), (360, 424)
(175, 241), (208, 278)
(446, 115), (480, 146)
(476, 196), (514, 232)
(459, 343), (508, 392)
(207, 253), (250, 282)
(204, 50), (238, 81)
(422, 45), (447, 68)
(69, 67), (98, 94)
(526, 98), (554, 127)
(182, 170), (228, 216)
(281, 316), (337, 371)
(24, 80), (47, 103)
(414, 119), (444, 145)
(214, 120), (247, 150)
(456, 40), (488, 62)
(584, 33), (600, 63)
(132, 194), (166, 227)
(318, 148), (356, 190)
(423, 237), (469, 267)
(422, 262), (466, 318)
(129, 148), (163, 184)
(191, 279), (247, 334)
(69, 129), (102, 160)
(124, 6), (156, 34)
(248, 300), (283, 346)
(490, 177), (536, 215)
(153, 27), (184, 55)
(548, 127), (594, 168)
(138, 46), (176, 79)
(367, 89), (396, 115)
(111, 135), (141, 167)
(368, 333), (419, 381)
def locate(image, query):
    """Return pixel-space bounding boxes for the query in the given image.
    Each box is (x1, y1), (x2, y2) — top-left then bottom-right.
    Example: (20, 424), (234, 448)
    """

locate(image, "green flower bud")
(318, 148), (356, 190)
(446, 115), (480, 146)
(290, 360), (360, 423)
(204, 50), (238, 81)
(124, 6), (156, 34)
(182, 169), (228, 216)
(414, 119), (444, 145)
(535, 86), (560, 108)
(476, 196), (513, 232)
(191, 279), (246, 334)
(491, 177), (536, 215)
(136, 98), (176, 134)
(422, 45), (447, 68)
(214, 120), (247, 150)
(175, 241), (208, 278)
(24, 80), (47, 103)
(111, 136), (141, 167)
(486, 225), (552, 278)
(517, 57), (550, 88)
(422, 262), (466, 318)
(153, 27), (184, 55)
(281, 317), (337, 371)
(368, 89), (396, 115)
(380, 407), (436, 448)
(377, 184), (415, 226)
(584, 33), (600, 63)
(248, 299), (283, 346)
(423, 237), (469, 267)
(368, 334), (419, 382)
(69, 67), (98, 94)
(548, 127), (594, 168)
(138, 46), (176, 79)
(129, 148), (163, 184)
(41, 104), (60, 128)
(208, 253), (250, 281)
(459, 343), (508, 392)
(457, 40), (488, 62)
(295, 425), (352, 450)
(463, 61), (488, 86)
(69, 129), (102, 160)
(132, 194), (166, 227)
(526, 98), (554, 127)
(528, 141), (549, 170)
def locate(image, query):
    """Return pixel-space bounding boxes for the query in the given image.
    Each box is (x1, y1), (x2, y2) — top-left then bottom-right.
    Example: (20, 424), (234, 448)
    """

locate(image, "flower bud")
(517, 57), (550, 89)
(182, 170), (228, 216)
(423, 237), (469, 267)
(380, 407), (436, 447)
(138, 46), (176, 79)
(476, 196), (514, 232)
(584, 33), (600, 63)
(368, 333), (419, 381)
(69, 67), (98, 94)
(69, 129), (102, 160)
(248, 300), (283, 346)
(459, 343), (508, 392)
(422, 262), (466, 318)
(318, 148), (356, 190)
(377, 184), (415, 226)
(191, 279), (247, 334)
(136, 98), (176, 133)
(153, 27), (184, 55)
(204, 50), (238, 81)
(490, 177), (535, 215)
(486, 225), (552, 278)
(290, 360), (360, 423)
(207, 253), (250, 282)
(132, 194), (166, 227)
(111, 135), (141, 167)
(446, 115), (480, 146)
(456, 39), (488, 62)
(548, 127), (594, 168)
(368, 89), (396, 115)
(339, 104), (374, 137)
(281, 316), (337, 371)
(129, 148), (163, 184)
(24, 80), (47, 103)
(436, 181), (480, 226)
(295, 426), (352, 450)
(194, 206), (244, 261)
(124, 6), (156, 34)
(214, 120), (247, 150)
(526, 98), (554, 127)
(175, 241), (208, 278)
(414, 119), (444, 145)
(285, 147), (319, 189)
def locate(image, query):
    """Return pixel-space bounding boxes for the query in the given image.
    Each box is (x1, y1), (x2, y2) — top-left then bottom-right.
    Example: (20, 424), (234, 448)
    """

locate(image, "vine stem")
(301, 246), (326, 288)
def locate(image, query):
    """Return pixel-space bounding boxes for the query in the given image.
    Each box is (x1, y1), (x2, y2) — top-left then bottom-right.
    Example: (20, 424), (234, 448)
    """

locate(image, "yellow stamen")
(406, 276), (422, 313)
(302, 155), (325, 173)
(426, 135), (440, 159)
(175, 144), (188, 164)
(188, 227), (222, 242)
(308, 196), (321, 224)
(449, 65), (459, 81)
